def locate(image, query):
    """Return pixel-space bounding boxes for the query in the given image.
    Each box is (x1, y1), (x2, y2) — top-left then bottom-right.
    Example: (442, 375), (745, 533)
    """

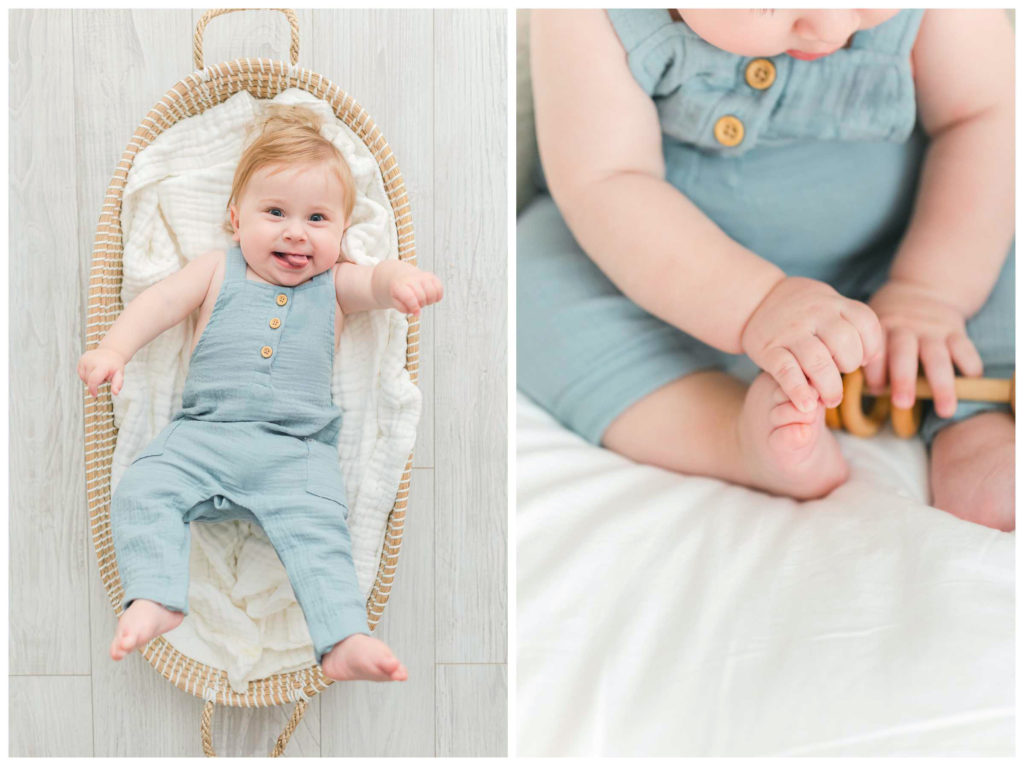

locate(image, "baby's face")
(678, 9), (900, 60)
(230, 161), (348, 287)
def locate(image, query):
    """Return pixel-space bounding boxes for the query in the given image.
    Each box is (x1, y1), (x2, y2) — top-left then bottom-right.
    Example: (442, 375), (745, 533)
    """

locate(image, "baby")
(520, 10), (1014, 529)
(78, 105), (443, 681)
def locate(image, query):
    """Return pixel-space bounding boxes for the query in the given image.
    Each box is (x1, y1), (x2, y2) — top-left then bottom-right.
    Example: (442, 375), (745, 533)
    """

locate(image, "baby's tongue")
(281, 252), (308, 267)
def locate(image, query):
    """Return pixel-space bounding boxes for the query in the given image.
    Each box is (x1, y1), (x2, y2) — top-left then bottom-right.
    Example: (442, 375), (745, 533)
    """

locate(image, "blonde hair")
(228, 103), (356, 223)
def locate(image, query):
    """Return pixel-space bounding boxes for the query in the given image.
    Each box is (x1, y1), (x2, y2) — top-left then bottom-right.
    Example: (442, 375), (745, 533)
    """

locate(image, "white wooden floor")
(9, 9), (507, 757)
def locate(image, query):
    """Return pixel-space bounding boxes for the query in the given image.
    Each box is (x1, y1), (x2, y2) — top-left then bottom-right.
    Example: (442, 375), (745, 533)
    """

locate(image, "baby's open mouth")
(274, 252), (311, 268)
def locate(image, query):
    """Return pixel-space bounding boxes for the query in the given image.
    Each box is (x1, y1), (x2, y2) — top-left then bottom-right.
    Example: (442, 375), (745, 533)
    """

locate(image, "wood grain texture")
(8, 9), (92, 677)
(436, 664), (508, 757)
(9, 676), (94, 756)
(434, 9), (509, 665)
(10, 7), (507, 757)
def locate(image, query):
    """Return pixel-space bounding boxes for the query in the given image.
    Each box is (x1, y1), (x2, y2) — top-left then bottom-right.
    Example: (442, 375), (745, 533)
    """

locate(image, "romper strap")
(605, 9), (674, 54)
(223, 244), (247, 282)
(852, 9), (925, 58)
(605, 9), (682, 95)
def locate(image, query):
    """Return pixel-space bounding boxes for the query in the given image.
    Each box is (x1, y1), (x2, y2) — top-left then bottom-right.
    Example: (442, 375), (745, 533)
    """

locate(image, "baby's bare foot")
(737, 372), (849, 500)
(930, 411), (1014, 532)
(321, 634), (408, 682)
(110, 599), (184, 661)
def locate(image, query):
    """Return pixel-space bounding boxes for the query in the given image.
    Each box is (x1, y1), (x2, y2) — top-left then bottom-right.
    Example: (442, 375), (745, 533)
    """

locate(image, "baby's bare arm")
(335, 260), (443, 316)
(532, 10), (785, 355)
(894, 9), (1013, 314)
(862, 11), (1013, 413)
(98, 251), (220, 361)
(78, 251), (219, 396)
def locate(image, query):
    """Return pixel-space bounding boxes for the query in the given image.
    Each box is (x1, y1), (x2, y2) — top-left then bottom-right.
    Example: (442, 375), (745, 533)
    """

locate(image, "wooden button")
(276, 293), (288, 306)
(260, 346), (273, 359)
(269, 317), (282, 329)
(745, 58), (776, 90)
(713, 115), (744, 147)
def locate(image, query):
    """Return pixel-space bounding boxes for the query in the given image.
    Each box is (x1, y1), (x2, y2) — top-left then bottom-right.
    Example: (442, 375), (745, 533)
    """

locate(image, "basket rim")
(84, 56), (419, 707)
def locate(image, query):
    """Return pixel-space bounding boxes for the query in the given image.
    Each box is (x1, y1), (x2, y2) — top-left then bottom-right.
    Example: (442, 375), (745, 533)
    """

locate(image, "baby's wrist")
(737, 270), (788, 350)
(96, 343), (129, 365)
(370, 260), (413, 307)
(876, 276), (971, 317)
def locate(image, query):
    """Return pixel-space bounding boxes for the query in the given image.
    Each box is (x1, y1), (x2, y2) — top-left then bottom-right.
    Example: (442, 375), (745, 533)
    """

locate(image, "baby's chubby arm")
(864, 10), (1013, 416)
(334, 259), (443, 317)
(532, 10), (882, 411)
(77, 251), (220, 397)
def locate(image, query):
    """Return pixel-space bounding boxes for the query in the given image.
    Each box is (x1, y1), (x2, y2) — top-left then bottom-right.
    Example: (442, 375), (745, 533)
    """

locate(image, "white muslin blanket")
(518, 392), (1013, 756)
(110, 89), (420, 692)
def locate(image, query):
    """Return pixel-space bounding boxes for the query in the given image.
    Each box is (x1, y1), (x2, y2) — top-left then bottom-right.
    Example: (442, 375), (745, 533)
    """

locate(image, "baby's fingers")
(410, 280), (427, 308)
(920, 337), (956, 417)
(393, 284), (421, 315)
(815, 318), (862, 374)
(423, 276), (443, 306)
(841, 301), (884, 366)
(85, 367), (110, 398)
(948, 331), (983, 378)
(862, 336), (888, 395)
(112, 369), (125, 397)
(763, 347), (818, 413)
(792, 336), (843, 408)
(887, 328), (919, 409)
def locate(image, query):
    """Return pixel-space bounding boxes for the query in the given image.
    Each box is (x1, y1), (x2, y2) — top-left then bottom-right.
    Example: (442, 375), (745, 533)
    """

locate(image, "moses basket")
(83, 9), (418, 756)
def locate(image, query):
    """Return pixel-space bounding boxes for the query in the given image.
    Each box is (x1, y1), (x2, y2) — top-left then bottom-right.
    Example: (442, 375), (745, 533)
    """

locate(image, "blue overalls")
(111, 245), (368, 663)
(517, 9), (1014, 446)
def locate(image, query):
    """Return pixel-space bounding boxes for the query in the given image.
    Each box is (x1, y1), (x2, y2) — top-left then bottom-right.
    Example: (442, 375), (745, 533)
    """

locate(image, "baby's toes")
(768, 400), (819, 429)
(768, 421), (819, 453)
(110, 632), (131, 660)
(376, 654), (400, 674)
(389, 663), (408, 682)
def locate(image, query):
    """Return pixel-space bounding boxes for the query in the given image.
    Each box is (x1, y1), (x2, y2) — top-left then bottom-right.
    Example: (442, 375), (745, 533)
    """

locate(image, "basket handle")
(193, 8), (300, 70)
(200, 698), (309, 757)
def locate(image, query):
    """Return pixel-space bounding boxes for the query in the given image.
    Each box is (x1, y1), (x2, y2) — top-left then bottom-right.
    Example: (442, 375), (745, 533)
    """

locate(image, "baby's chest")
(190, 274), (344, 356)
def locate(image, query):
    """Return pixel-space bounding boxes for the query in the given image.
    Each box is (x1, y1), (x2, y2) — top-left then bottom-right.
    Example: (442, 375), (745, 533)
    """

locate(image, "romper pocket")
(131, 420), (183, 463)
(305, 439), (349, 509)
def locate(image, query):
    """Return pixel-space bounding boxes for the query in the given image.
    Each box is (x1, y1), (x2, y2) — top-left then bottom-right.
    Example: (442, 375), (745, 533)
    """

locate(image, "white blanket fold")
(111, 89), (420, 692)
(517, 393), (1013, 756)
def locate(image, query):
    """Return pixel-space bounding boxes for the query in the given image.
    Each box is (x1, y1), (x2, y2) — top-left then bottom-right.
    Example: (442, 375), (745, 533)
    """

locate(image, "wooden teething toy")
(825, 368), (1015, 438)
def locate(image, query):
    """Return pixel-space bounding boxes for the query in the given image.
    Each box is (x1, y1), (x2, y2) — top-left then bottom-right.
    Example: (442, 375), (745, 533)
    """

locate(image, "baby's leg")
(602, 370), (848, 500)
(924, 244), (1014, 531)
(256, 488), (406, 682)
(109, 430), (199, 660)
(930, 412), (1014, 531)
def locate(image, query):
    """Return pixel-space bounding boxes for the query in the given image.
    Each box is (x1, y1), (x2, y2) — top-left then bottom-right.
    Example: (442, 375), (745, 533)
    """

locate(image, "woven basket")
(83, 9), (418, 756)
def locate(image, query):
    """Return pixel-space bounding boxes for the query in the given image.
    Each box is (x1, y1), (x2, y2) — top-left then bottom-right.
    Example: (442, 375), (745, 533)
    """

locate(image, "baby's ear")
(228, 204), (241, 241)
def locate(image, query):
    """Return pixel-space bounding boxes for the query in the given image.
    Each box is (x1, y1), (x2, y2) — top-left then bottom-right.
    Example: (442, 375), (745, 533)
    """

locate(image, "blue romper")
(517, 9), (1014, 447)
(111, 245), (369, 664)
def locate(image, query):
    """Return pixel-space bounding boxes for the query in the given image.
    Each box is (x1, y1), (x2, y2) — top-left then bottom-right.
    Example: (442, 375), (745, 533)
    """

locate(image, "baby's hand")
(77, 348), (127, 398)
(741, 276), (884, 412)
(864, 280), (982, 417)
(389, 269), (444, 317)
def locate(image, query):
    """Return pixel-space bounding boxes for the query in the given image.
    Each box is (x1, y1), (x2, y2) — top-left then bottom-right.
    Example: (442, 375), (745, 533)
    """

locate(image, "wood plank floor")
(9, 9), (507, 757)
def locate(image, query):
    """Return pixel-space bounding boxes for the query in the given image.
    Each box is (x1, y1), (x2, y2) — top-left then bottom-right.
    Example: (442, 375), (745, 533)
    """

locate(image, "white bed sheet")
(517, 392), (1014, 756)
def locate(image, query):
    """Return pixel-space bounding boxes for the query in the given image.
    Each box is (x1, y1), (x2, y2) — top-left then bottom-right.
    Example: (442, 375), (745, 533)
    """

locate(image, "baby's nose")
(284, 221), (307, 240)
(794, 10), (856, 46)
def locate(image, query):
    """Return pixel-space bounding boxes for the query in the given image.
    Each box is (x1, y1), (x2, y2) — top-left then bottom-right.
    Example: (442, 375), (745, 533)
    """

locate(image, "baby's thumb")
(112, 369), (124, 396)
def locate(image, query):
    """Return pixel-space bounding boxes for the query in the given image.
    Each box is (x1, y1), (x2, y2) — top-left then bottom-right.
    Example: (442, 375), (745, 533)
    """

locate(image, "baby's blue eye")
(268, 207), (283, 217)
(310, 213), (325, 222)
